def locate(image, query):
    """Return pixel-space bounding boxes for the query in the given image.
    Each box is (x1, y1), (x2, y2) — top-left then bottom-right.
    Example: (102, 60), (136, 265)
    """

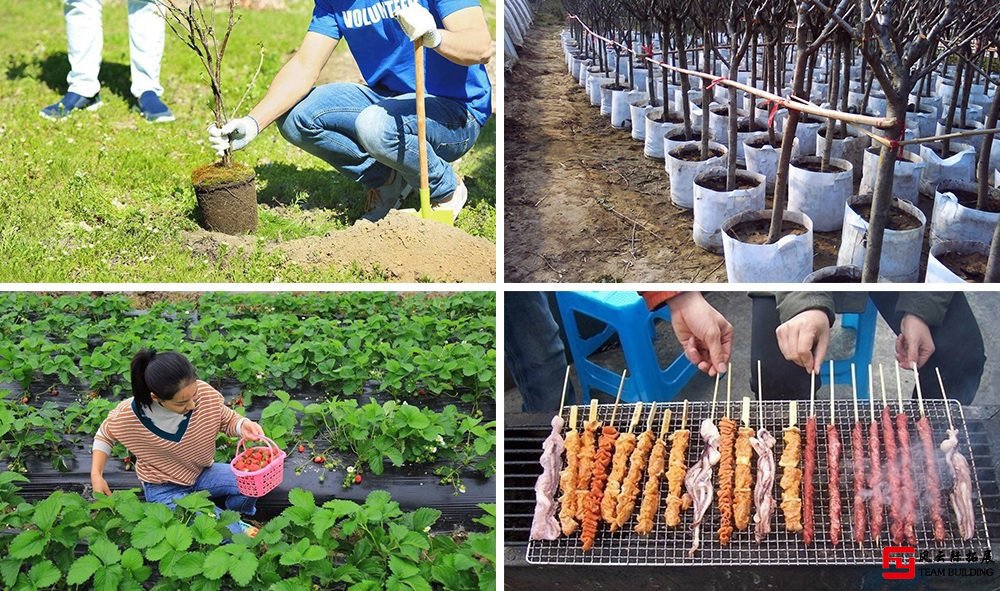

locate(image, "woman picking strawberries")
(90, 349), (267, 536)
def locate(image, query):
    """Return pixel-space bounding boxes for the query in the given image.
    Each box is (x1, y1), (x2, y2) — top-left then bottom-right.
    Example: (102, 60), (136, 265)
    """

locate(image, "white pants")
(64, 0), (165, 98)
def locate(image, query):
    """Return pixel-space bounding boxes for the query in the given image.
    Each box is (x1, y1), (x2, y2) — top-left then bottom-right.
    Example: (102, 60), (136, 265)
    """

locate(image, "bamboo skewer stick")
(681, 399), (688, 431)
(710, 372), (721, 421)
(895, 361), (904, 413)
(868, 365), (876, 423)
(851, 363), (859, 425)
(829, 359), (836, 426)
(610, 369), (626, 424)
(559, 366), (571, 417)
(726, 363), (733, 419)
(756, 360), (764, 431)
(627, 402), (642, 435)
(935, 369), (955, 431)
(810, 371), (816, 418)
(912, 363), (926, 419)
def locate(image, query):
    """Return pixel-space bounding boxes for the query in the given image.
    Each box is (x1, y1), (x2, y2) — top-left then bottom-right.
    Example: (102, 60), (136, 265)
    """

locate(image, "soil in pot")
(726, 218), (807, 244)
(745, 136), (784, 149)
(192, 162), (258, 235)
(811, 274), (860, 283)
(794, 159), (849, 174)
(849, 202), (921, 231)
(697, 174), (759, 192)
(936, 250), (988, 282)
(944, 188), (1000, 213)
(656, 111), (686, 124)
(605, 83), (627, 91)
(926, 144), (967, 159)
(817, 127), (852, 141)
(737, 120), (765, 133)
(674, 145), (725, 162)
(668, 130), (703, 142)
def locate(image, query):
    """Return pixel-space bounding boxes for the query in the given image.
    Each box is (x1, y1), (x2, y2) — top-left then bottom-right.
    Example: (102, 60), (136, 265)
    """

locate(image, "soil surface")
(184, 210), (495, 282)
(850, 202), (922, 231)
(728, 218), (807, 244)
(674, 145), (725, 162)
(794, 159), (848, 174)
(697, 174), (759, 192)
(948, 188), (1000, 213)
(937, 251), (988, 283)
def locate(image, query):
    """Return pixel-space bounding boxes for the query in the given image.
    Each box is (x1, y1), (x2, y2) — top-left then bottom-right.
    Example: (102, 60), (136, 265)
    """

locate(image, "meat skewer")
(850, 363), (866, 544)
(664, 399), (691, 527)
(936, 368), (976, 541)
(635, 407), (673, 535)
(558, 404), (581, 536)
(751, 360), (776, 543)
(530, 367), (571, 541)
(894, 362), (917, 545)
(827, 359), (842, 546)
(803, 370), (817, 545)
(912, 363), (946, 542)
(779, 399), (803, 533)
(602, 401), (642, 526)
(574, 398), (600, 525)
(686, 373), (722, 556)
(614, 401), (657, 531)
(734, 395), (755, 532)
(717, 367), (737, 544)
(880, 364), (905, 545)
(867, 365), (884, 540)
(581, 370), (626, 551)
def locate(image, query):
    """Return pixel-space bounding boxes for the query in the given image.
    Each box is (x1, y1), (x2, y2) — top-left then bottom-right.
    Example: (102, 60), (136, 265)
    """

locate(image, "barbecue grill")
(505, 404), (1000, 589)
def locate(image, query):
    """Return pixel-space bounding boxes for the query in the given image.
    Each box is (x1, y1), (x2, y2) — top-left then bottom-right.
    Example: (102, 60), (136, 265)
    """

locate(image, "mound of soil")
(944, 187), (1000, 213)
(850, 202), (922, 231)
(184, 211), (495, 282)
(937, 250), (987, 283)
(727, 218), (807, 244)
(697, 173), (759, 192)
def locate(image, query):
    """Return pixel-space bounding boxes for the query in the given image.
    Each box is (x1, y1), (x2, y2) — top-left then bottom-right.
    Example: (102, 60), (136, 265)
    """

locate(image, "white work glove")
(207, 116), (259, 157)
(395, 3), (442, 49)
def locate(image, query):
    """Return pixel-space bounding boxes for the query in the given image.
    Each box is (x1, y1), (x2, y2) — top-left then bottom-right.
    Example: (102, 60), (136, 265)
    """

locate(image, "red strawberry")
(20, 396), (29, 404)
(354, 474), (362, 484)
(313, 456), (325, 464)
(298, 445), (305, 453)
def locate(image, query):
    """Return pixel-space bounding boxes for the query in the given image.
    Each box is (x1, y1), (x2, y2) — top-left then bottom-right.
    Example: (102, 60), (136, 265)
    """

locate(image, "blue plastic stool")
(825, 297), (878, 398)
(554, 291), (698, 403)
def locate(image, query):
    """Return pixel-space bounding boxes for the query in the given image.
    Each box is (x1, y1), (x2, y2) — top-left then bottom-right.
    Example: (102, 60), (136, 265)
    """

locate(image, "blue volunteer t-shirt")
(309, 0), (492, 126)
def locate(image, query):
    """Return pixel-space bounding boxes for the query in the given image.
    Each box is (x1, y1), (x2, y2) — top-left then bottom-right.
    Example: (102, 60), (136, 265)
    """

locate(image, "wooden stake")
(611, 369), (627, 423)
(912, 362), (926, 418)
(829, 359), (835, 426)
(628, 402), (642, 434)
(741, 396), (751, 428)
(789, 400), (797, 429)
(559, 366), (571, 417)
(935, 368), (955, 431)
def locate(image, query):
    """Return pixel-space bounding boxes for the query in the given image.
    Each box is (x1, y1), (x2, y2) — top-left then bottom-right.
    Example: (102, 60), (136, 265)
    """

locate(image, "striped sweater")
(94, 381), (244, 485)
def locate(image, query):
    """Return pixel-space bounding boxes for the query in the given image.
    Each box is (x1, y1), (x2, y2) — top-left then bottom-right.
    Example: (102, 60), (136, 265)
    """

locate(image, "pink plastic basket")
(230, 436), (285, 497)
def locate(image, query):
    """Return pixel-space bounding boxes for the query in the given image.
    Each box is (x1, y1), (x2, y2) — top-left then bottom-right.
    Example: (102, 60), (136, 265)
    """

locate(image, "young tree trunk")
(861, 96), (907, 282)
(676, 18), (693, 140)
(645, 27), (657, 107)
(976, 86), (1000, 209)
(943, 54), (964, 154)
(700, 28), (712, 159)
(661, 23), (671, 120)
(766, 42), (777, 145)
(959, 56), (974, 129)
(749, 35), (758, 118)
(627, 29), (635, 91)
(821, 43), (841, 171)
(839, 41), (850, 136)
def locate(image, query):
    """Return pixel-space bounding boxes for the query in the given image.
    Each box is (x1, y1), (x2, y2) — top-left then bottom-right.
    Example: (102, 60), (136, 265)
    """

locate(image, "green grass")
(0, 0), (495, 282)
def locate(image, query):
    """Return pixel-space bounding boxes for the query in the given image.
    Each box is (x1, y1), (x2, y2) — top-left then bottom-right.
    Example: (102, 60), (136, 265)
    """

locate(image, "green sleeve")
(774, 292), (836, 326)
(896, 293), (954, 326)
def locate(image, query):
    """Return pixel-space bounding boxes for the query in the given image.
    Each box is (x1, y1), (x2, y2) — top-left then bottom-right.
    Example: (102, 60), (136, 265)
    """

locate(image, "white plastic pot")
(926, 241), (990, 283)
(859, 148), (926, 205)
(644, 108), (672, 160)
(721, 209), (815, 283)
(918, 142), (976, 195)
(789, 117), (823, 157)
(787, 156), (855, 232)
(743, 133), (800, 192)
(611, 89), (643, 130)
(908, 93), (942, 122)
(628, 95), (651, 141)
(816, 126), (867, 182)
(930, 180), (1000, 247)
(588, 75), (613, 106)
(804, 265), (862, 283)
(905, 103), (938, 138)
(665, 140), (728, 209)
(692, 167), (766, 253)
(663, 126), (704, 156)
(837, 194), (926, 282)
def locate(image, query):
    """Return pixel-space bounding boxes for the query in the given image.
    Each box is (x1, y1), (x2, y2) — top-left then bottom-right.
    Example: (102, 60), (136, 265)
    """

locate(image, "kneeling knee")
(355, 105), (399, 159)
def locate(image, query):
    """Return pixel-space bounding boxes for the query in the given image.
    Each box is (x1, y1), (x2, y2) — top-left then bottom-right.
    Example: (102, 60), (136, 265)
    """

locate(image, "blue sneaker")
(137, 91), (175, 123)
(39, 92), (102, 120)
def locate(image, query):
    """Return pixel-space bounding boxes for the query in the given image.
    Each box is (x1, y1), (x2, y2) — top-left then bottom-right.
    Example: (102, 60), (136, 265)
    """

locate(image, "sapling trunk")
(959, 57), (974, 129)
(821, 43), (841, 171)
(645, 27), (657, 106)
(861, 97), (907, 283)
(749, 35), (758, 118)
(839, 41), (850, 137)
(943, 55), (963, 155)
(986, 212), (1000, 282)
(627, 29), (635, 90)
(700, 27), (712, 159)
(976, 86), (1000, 210)
(676, 18), (693, 140)
(860, 74), (874, 115)
(766, 42), (777, 146)
(661, 23), (671, 120)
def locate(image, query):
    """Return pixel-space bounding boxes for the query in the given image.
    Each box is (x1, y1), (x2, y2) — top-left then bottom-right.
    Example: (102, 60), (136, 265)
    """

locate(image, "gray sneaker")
(361, 171), (412, 222)
(430, 179), (468, 222)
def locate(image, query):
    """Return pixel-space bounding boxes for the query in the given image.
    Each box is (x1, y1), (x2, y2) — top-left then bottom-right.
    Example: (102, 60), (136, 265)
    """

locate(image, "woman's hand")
(91, 475), (112, 497)
(896, 314), (935, 369)
(667, 292), (733, 377)
(241, 420), (265, 441)
(776, 309), (831, 375)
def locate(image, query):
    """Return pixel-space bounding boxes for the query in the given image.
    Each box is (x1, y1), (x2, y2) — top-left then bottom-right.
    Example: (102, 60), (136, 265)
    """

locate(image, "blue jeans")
(277, 82), (481, 200)
(505, 292), (574, 413)
(142, 463), (257, 535)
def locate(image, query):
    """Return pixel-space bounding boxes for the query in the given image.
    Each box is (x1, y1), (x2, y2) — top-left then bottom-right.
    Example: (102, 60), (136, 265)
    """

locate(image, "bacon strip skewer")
(664, 426), (692, 527)
(717, 416), (737, 543)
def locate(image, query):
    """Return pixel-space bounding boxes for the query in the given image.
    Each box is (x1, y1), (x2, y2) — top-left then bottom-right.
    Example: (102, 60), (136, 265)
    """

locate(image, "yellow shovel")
(399, 39), (454, 225)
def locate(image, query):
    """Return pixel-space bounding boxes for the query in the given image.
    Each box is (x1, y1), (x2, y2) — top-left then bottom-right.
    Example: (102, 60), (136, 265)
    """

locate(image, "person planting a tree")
(90, 350), (266, 536)
(207, 0), (493, 223)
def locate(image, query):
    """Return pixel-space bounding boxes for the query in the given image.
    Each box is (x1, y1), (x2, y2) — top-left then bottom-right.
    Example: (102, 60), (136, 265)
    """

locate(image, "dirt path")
(504, 22), (841, 282)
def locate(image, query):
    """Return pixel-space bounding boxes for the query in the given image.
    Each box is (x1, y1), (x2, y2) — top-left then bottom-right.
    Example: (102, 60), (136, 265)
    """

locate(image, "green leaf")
(404, 575), (433, 591)
(66, 555), (101, 585)
(143, 502), (174, 524)
(144, 539), (172, 562)
(8, 530), (45, 559)
(130, 518), (165, 549)
(311, 508), (336, 539)
(409, 507), (441, 532)
(89, 537), (121, 566)
(348, 582), (380, 591)
(0, 558), (21, 587)
(28, 559), (60, 588)
(301, 544), (327, 562)
(288, 488), (315, 509)
(165, 523), (192, 551)
(93, 564), (123, 591)
(389, 556), (420, 579)
(31, 495), (61, 532)
(229, 552), (258, 586)
(191, 514), (224, 545)
(202, 548), (229, 580)
(270, 581), (303, 591)
(167, 552), (205, 579)
(120, 548), (143, 572)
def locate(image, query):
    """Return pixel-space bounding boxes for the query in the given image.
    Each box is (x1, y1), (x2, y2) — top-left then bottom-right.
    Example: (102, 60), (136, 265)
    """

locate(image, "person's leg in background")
(749, 293), (816, 400)
(355, 94), (480, 215)
(41, 0), (105, 118)
(128, 0), (173, 121)
(868, 293), (984, 404)
(505, 292), (574, 413)
(192, 462), (258, 532)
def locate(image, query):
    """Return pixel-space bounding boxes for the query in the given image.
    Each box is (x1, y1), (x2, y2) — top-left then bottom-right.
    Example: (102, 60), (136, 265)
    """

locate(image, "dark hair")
(130, 349), (196, 407)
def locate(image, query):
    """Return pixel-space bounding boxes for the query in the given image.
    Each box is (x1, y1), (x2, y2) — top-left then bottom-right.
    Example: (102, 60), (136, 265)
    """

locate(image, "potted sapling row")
(160, 0), (262, 235)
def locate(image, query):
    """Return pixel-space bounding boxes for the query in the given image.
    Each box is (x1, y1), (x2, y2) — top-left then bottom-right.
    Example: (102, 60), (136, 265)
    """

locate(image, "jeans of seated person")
(505, 292), (575, 413)
(749, 293), (984, 404)
(64, 0), (165, 98)
(142, 462), (257, 535)
(277, 82), (481, 201)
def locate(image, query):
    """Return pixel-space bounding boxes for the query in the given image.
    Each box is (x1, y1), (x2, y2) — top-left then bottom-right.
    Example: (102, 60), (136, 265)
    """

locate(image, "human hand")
(395, 3), (442, 48)
(775, 309), (830, 374)
(207, 116), (259, 157)
(667, 292), (733, 376)
(91, 475), (112, 497)
(241, 420), (265, 441)
(896, 314), (934, 369)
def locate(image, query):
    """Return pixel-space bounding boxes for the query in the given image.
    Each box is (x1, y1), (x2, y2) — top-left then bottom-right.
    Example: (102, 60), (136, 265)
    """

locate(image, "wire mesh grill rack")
(524, 399), (991, 566)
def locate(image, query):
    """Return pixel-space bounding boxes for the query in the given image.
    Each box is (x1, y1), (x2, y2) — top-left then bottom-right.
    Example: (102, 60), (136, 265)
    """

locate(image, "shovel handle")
(415, 39), (431, 216)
